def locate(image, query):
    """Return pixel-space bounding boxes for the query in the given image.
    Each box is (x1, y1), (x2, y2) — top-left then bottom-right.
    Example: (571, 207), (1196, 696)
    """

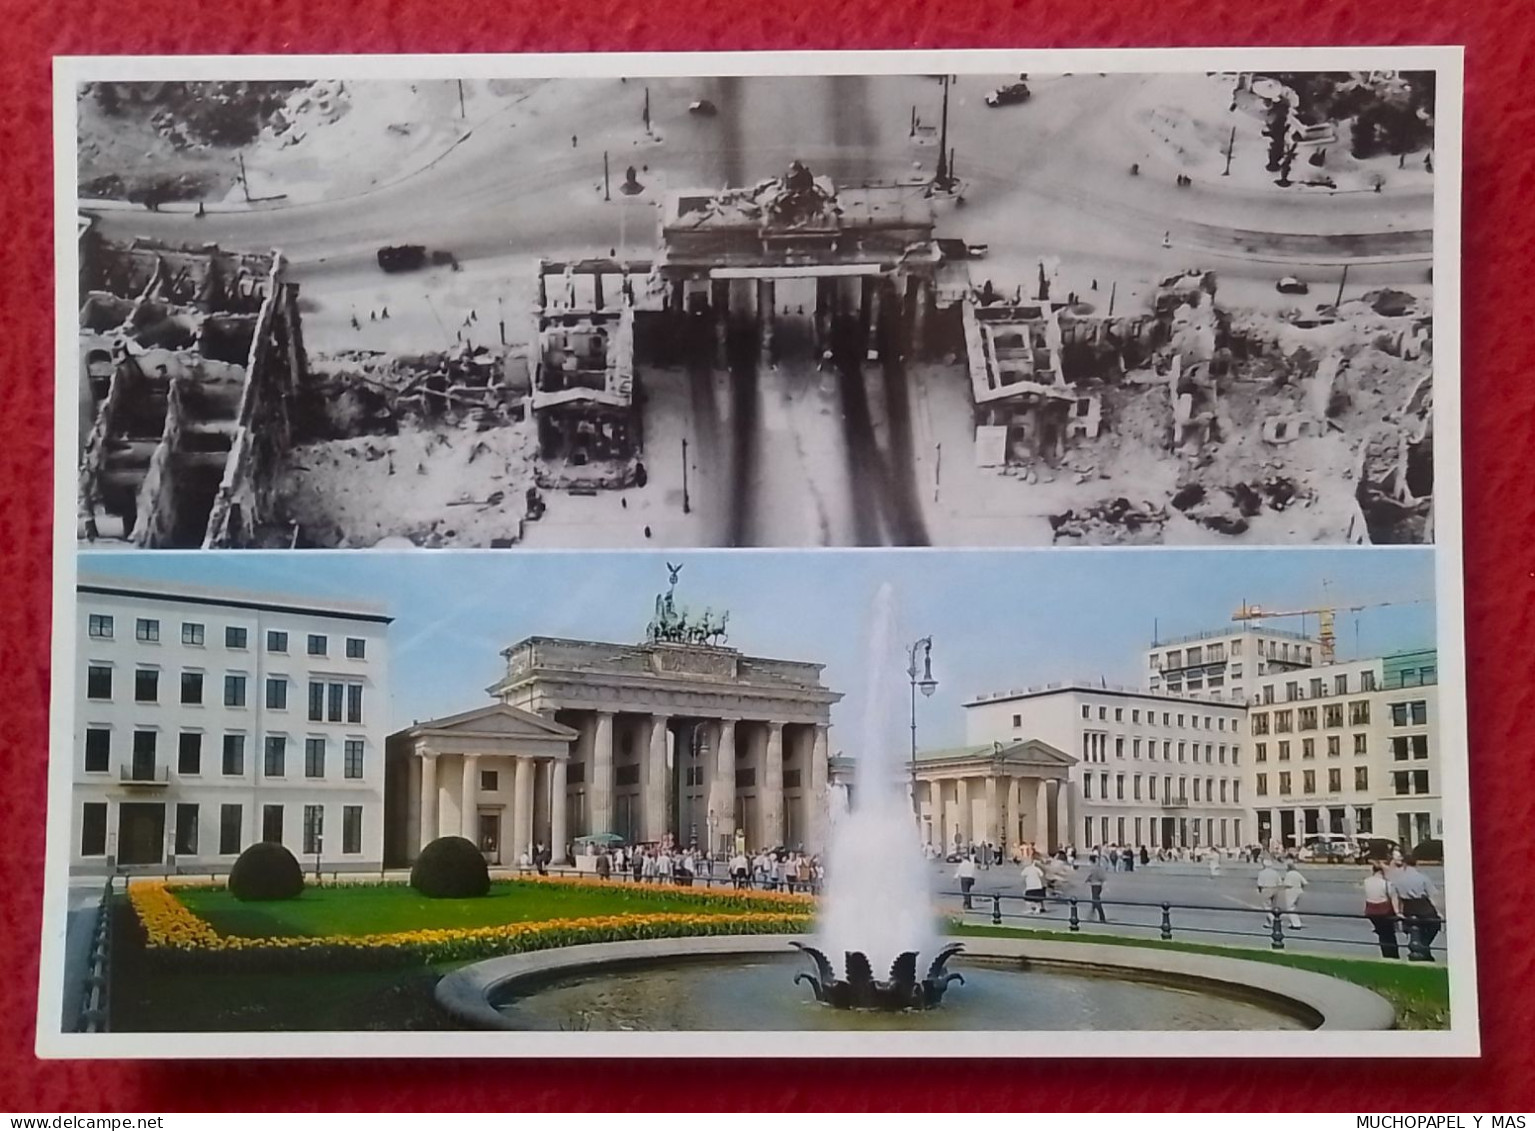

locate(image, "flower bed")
(512, 872), (816, 911)
(129, 881), (812, 972)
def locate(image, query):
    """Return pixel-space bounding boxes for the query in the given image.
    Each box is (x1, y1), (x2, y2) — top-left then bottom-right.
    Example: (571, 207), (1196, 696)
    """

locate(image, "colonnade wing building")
(386, 633), (841, 865)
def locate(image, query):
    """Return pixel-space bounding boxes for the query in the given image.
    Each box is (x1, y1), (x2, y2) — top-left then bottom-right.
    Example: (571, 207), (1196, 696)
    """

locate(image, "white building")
(1145, 626), (1317, 704)
(1247, 648), (1440, 852)
(72, 577), (391, 874)
(963, 684), (1248, 852)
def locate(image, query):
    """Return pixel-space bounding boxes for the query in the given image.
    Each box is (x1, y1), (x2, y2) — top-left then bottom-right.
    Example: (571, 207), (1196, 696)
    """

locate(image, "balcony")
(119, 764), (169, 787)
(1161, 797), (1190, 809)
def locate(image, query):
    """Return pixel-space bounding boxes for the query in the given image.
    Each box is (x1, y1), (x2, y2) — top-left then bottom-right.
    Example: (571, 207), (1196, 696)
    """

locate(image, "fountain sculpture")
(793, 583), (960, 1012)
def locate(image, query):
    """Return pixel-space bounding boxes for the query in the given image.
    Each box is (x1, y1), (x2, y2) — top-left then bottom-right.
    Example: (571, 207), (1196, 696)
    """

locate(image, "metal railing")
(944, 886), (1446, 957)
(78, 876), (114, 1033)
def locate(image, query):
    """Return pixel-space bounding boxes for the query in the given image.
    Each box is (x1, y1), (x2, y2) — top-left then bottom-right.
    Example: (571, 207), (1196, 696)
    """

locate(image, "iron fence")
(78, 875), (114, 1033)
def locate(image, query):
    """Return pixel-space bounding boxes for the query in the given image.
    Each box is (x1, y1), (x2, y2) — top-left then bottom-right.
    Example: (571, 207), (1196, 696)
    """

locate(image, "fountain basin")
(436, 934), (1395, 1032)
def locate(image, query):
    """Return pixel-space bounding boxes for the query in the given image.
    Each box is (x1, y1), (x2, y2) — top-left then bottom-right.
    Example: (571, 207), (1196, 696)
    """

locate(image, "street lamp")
(907, 636), (937, 825)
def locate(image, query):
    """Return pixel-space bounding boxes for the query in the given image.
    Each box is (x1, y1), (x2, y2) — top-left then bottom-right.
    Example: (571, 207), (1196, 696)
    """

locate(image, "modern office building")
(1145, 626), (1318, 704)
(71, 576), (391, 874)
(962, 683), (1249, 853)
(1247, 648), (1440, 851)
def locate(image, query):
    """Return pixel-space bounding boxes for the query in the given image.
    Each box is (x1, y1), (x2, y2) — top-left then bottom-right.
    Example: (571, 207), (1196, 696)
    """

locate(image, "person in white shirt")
(955, 855), (978, 910)
(1020, 859), (1047, 914)
(1255, 860), (1283, 918)
(729, 851), (749, 889)
(1282, 862), (1308, 929)
(1362, 862), (1400, 958)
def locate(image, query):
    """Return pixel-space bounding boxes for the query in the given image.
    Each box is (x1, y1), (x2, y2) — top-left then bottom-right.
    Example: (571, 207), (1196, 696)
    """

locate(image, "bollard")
(1069, 899), (1080, 932)
(991, 893), (1003, 926)
(1160, 902), (1173, 941)
(1270, 908), (1285, 950)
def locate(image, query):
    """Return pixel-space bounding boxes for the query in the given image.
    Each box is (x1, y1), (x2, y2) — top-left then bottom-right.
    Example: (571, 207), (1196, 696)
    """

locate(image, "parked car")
(1299, 835), (1353, 863)
(985, 82), (1031, 107)
(1276, 276), (1310, 295)
(1354, 837), (1401, 864)
(377, 244), (428, 273)
(688, 99), (717, 116)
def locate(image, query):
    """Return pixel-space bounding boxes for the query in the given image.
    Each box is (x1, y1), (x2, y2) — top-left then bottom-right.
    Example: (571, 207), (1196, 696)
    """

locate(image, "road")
(82, 73), (1435, 546)
(929, 857), (1448, 959)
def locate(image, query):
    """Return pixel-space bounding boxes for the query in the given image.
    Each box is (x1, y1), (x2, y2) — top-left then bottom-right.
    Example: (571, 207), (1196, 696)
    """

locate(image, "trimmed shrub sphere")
(228, 841), (305, 902)
(411, 836), (490, 898)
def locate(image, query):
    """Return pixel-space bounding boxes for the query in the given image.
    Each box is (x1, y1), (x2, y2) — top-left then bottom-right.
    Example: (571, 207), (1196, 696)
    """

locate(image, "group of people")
(726, 849), (823, 893)
(579, 838), (824, 895)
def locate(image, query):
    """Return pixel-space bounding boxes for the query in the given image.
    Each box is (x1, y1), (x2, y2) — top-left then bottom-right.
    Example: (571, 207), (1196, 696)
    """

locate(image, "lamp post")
(935, 76), (952, 190)
(907, 636), (937, 825)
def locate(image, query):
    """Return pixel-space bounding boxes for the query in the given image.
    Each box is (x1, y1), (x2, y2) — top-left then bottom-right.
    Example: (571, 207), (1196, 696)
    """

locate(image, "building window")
(1323, 704), (1344, 728)
(345, 740), (365, 780)
(308, 680), (324, 722)
(179, 670), (203, 705)
(1298, 707), (1317, 731)
(1274, 710), (1293, 734)
(81, 729), (111, 776)
(224, 674), (247, 707)
(1361, 670), (1377, 692)
(1310, 678), (1324, 699)
(175, 803), (199, 856)
(1255, 742), (1267, 763)
(1115, 774), (1125, 800)
(1278, 741), (1291, 761)
(1328, 768), (1342, 793)
(1012, 713), (1021, 727)
(267, 630), (288, 653)
(1354, 733), (1368, 755)
(1115, 737), (1124, 759)
(1098, 707), (1106, 721)
(88, 614), (114, 639)
(1132, 738), (1141, 759)
(177, 732), (201, 775)
(346, 637), (366, 660)
(1285, 681), (1298, 702)
(226, 626), (248, 649)
(1327, 735), (1341, 757)
(1355, 766), (1369, 791)
(262, 804), (283, 843)
(1083, 775), (1092, 800)
(222, 734), (245, 776)
(264, 735), (286, 778)
(1080, 705), (1090, 720)
(1354, 806), (1373, 835)
(343, 806), (363, 855)
(86, 664), (113, 700)
(307, 634), (328, 657)
(1278, 772), (1291, 795)
(305, 737), (326, 779)
(1350, 701), (1372, 726)
(1251, 713), (1269, 736)
(1148, 775), (1157, 800)
(328, 682), (344, 723)
(1392, 770), (1431, 796)
(1193, 779), (1201, 802)
(134, 668), (158, 703)
(220, 804), (242, 854)
(81, 803), (107, 856)
(1392, 735), (1431, 760)
(1262, 686), (1274, 705)
(1302, 738), (1315, 760)
(181, 622), (205, 646)
(266, 677), (288, 710)
(346, 684), (362, 724)
(1177, 742), (1186, 762)
(303, 806), (324, 855)
(135, 618), (159, 643)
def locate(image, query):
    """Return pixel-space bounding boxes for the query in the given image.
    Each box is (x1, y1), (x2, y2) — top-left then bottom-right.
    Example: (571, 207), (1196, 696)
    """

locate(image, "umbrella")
(574, 832), (627, 845)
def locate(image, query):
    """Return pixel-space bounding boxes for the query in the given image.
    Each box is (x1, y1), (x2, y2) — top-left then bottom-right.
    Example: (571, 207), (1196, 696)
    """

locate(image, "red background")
(1, 0), (1531, 1112)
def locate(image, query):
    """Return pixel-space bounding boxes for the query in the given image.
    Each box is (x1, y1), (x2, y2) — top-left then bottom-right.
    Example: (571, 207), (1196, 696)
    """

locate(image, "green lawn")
(176, 880), (765, 939)
(951, 922), (1450, 1030)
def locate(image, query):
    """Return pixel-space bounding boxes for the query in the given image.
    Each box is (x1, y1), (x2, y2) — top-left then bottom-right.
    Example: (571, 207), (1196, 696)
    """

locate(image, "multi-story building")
(1246, 648), (1440, 852)
(72, 576), (391, 874)
(1145, 626), (1317, 704)
(963, 684), (1248, 853)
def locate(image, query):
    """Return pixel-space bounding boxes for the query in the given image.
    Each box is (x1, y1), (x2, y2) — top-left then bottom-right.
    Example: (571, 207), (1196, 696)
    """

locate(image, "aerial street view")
(73, 69), (1437, 549)
(45, 548), (1465, 1048)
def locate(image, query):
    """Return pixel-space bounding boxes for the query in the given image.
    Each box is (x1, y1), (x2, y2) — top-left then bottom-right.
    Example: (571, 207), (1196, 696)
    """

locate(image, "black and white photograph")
(71, 61), (1441, 549)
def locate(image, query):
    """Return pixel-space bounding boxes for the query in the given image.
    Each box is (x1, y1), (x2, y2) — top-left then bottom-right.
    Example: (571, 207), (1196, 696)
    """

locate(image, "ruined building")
(77, 223), (307, 548)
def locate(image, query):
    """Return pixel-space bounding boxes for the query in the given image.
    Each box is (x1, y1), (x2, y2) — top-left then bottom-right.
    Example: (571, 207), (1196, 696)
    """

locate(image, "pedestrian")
(1207, 850), (1221, 878)
(1020, 857), (1047, 915)
(370, 310), (376, 322)
(381, 306), (389, 319)
(644, 525), (652, 539)
(572, 134), (578, 147)
(595, 848), (612, 880)
(350, 314), (360, 331)
(1161, 230), (1172, 249)
(1108, 846), (1119, 872)
(1139, 844), (1149, 866)
(1363, 861), (1400, 959)
(1393, 854), (1441, 961)
(1085, 854), (1108, 923)
(1282, 861), (1308, 929)
(534, 842), (547, 875)
(729, 849), (749, 889)
(1256, 858), (1283, 921)
(631, 849), (644, 884)
(955, 854), (977, 910)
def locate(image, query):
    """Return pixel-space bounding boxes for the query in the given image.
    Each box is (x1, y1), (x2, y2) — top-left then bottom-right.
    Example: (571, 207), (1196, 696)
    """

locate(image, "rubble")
(1049, 498), (1168, 545)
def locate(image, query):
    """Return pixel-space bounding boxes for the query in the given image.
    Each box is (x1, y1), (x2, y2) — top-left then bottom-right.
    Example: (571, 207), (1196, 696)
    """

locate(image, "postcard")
(40, 47), (1470, 1058)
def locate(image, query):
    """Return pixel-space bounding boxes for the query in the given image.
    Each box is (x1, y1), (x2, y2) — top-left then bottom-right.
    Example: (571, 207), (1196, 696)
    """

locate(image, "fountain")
(792, 582), (958, 1012)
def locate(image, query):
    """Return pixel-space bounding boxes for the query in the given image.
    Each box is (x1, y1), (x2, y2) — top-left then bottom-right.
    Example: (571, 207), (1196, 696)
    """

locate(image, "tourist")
(1207, 850), (1221, 879)
(1282, 861), (1308, 929)
(632, 848), (645, 884)
(729, 849), (749, 889)
(595, 848), (612, 881)
(1393, 854), (1441, 961)
(1363, 861), (1400, 959)
(1139, 845), (1150, 866)
(1020, 857), (1048, 915)
(1256, 858), (1283, 921)
(797, 853), (813, 893)
(1123, 845), (1135, 873)
(955, 853), (978, 910)
(1084, 854), (1108, 923)
(535, 842), (549, 876)
(1108, 846), (1120, 873)
(657, 849), (674, 885)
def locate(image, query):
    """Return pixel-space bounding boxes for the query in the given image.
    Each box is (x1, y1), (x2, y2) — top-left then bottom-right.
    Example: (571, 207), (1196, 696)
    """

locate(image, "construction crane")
(1231, 596), (1432, 666)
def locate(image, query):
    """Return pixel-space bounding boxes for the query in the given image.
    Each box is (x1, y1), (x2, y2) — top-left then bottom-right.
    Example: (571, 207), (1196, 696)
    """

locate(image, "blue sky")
(77, 549), (1438, 751)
